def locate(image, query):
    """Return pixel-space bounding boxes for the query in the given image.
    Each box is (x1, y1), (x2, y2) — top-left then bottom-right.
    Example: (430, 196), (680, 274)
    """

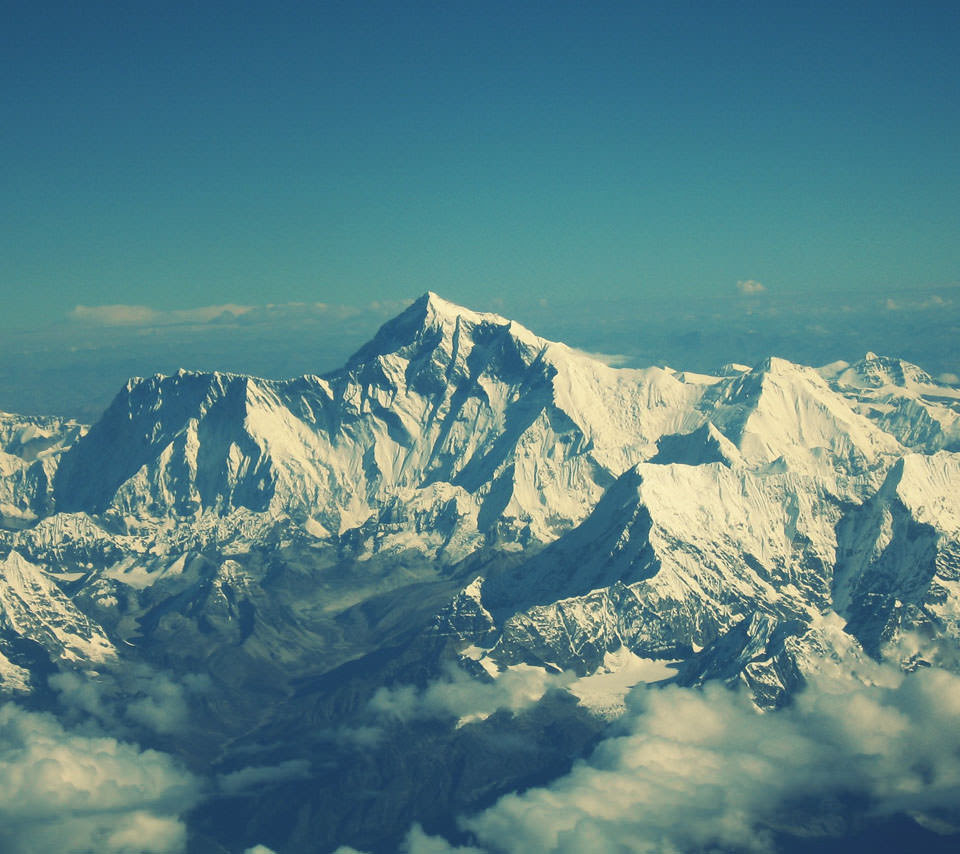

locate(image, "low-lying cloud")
(369, 663), (574, 725)
(332, 825), (484, 854)
(0, 703), (199, 854)
(368, 658), (960, 853)
(70, 303), (254, 326)
(50, 664), (211, 737)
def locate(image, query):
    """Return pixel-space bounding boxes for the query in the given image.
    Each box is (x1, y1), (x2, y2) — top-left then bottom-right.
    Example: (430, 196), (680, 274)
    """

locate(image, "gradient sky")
(3, 0), (959, 331)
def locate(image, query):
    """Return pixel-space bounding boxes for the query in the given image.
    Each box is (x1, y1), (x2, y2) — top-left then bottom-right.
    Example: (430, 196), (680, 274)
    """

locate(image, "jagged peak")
(416, 291), (546, 348)
(112, 371), (261, 429)
(125, 368), (252, 386)
(1, 548), (34, 572)
(825, 352), (938, 391)
(120, 369), (257, 401)
(859, 352), (934, 383)
(751, 355), (811, 376)
(723, 356), (824, 405)
(445, 293), (550, 343)
(420, 291), (508, 327)
(864, 452), (960, 535)
(718, 362), (751, 376)
(345, 291), (550, 370)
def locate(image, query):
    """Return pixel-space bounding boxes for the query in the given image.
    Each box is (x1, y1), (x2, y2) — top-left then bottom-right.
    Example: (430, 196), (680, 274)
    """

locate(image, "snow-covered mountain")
(3, 294), (957, 677)
(833, 450), (960, 654)
(1, 293), (958, 853)
(50, 292), (712, 557)
(0, 549), (113, 693)
(0, 412), (84, 528)
(43, 294), (906, 565)
(821, 351), (960, 453)
(2, 292), (956, 691)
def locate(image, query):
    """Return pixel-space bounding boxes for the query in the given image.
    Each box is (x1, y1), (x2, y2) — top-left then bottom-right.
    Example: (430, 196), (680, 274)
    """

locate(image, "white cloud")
(938, 372), (959, 385)
(332, 824), (483, 854)
(375, 656), (960, 853)
(103, 813), (188, 854)
(451, 663), (960, 852)
(70, 303), (253, 326)
(124, 678), (190, 735)
(50, 665), (209, 737)
(0, 703), (199, 854)
(402, 824), (485, 854)
(369, 663), (574, 725)
(67, 298), (419, 329)
(883, 294), (952, 312)
(569, 348), (632, 367)
(737, 279), (767, 295)
(71, 304), (163, 325)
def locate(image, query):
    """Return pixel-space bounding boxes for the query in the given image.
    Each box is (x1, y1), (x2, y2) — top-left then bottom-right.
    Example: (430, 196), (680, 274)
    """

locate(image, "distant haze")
(1, 284), (956, 422)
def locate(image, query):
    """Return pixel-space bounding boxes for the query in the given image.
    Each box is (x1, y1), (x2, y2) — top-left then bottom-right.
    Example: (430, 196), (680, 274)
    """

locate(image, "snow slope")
(0, 550), (114, 665)
(0, 412), (84, 527)
(1, 293), (956, 713)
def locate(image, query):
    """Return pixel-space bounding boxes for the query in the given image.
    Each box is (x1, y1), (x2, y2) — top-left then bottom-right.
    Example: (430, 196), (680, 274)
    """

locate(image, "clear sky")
(3, 0), (958, 331)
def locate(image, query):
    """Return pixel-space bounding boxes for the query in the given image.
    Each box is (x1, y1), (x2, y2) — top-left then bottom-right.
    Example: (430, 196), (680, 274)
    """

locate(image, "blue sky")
(1, 1), (958, 416)
(3, 1), (958, 325)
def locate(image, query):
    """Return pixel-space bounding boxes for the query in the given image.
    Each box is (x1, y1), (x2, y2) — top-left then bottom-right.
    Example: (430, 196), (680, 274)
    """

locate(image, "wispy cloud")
(736, 279), (767, 295)
(70, 303), (254, 326)
(50, 665), (211, 737)
(883, 294), (951, 312)
(218, 760), (312, 795)
(68, 299), (416, 329)
(569, 348), (633, 367)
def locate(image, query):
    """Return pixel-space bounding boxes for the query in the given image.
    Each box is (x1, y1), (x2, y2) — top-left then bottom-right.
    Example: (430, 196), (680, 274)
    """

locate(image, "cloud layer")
(374, 658), (960, 853)
(50, 664), (211, 737)
(67, 299), (414, 328)
(369, 663), (574, 725)
(0, 703), (199, 854)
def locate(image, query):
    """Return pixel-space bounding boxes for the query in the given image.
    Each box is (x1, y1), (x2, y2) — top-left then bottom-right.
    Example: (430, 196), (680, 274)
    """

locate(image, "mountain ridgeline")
(1, 292), (959, 853)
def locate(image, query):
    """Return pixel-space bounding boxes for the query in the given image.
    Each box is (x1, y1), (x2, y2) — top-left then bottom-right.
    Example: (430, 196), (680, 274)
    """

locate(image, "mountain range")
(1, 292), (958, 854)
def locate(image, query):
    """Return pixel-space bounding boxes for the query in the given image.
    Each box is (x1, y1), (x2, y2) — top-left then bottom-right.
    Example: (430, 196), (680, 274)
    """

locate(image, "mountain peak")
(824, 352), (938, 390)
(420, 290), (475, 319)
(346, 292), (546, 369)
(417, 291), (524, 336)
(753, 355), (807, 376)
